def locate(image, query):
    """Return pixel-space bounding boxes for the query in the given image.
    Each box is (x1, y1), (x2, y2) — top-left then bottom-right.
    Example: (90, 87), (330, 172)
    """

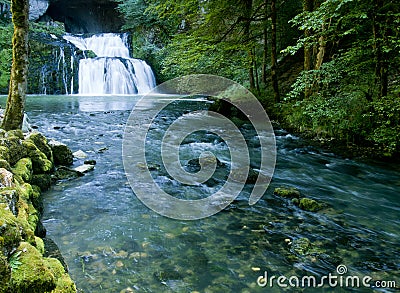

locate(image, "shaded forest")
(0, 0), (399, 156)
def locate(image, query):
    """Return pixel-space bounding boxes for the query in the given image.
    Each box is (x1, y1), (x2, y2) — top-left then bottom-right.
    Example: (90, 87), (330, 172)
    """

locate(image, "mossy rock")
(5, 130), (24, 140)
(48, 140), (73, 166)
(0, 159), (10, 171)
(12, 158), (33, 183)
(30, 185), (43, 215)
(52, 273), (77, 293)
(22, 141), (53, 174)
(26, 133), (53, 162)
(34, 237), (45, 255)
(290, 237), (311, 256)
(31, 174), (52, 192)
(10, 242), (57, 293)
(0, 189), (19, 216)
(0, 136), (27, 166)
(0, 253), (11, 293)
(0, 205), (23, 256)
(0, 144), (10, 161)
(274, 187), (301, 199)
(298, 198), (323, 212)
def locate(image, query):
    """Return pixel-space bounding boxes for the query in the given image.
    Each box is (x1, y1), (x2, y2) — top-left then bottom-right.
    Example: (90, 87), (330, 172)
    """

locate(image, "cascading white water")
(64, 33), (156, 95)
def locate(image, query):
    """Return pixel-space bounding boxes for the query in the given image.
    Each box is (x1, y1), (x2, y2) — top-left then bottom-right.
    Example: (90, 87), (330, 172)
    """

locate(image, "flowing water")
(2, 95), (399, 292)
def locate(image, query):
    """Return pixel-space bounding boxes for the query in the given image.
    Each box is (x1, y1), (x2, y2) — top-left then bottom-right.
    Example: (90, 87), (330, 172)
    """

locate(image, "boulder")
(22, 141), (53, 174)
(26, 132), (53, 162)
(48, 140), (73, 166)
(298, 198), (323, 212)
(0, 168), (14, 188)
(273, 187), (301, 199)
(12, 158), (33, 183)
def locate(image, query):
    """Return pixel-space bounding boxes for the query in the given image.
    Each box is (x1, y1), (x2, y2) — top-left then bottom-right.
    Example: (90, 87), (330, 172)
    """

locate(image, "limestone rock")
(74, 164), (94, 174)
(0, 168), (14, 188)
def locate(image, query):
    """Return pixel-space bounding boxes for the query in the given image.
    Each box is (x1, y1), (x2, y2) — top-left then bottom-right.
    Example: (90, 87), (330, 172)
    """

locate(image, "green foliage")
(0, 24), (12, 93)
(365, 93), (400, 154)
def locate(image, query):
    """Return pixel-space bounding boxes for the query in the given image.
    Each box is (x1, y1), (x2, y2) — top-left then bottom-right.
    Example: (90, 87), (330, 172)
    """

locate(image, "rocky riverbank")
(0, 129), (76, 292)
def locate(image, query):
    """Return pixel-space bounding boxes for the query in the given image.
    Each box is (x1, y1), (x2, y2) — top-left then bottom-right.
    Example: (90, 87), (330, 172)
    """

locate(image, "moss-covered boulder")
(0, 160), (11, 171)
(298, 198), (323, 212)
(0, 146), (10, 163)
(26, 132), (53, 162)
(22, 141), (53, 174)
(48, 140), (73, 166)
(10, 242), (57, 293)
(12, 158), (33, 183)
(274, 187), (301, 199)
(290, 237), (312, 256)
(0, 134), (27, 166)
(31, 174), (52, 192)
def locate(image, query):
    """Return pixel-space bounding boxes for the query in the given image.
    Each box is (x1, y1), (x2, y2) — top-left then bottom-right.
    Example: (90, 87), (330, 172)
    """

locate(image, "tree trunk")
(243, 0), (256, 91)
(270, 0), (280, 103)
(1, 0), (29, 131)
(314, 23), (326, 70)
(372, 0), (388, 98)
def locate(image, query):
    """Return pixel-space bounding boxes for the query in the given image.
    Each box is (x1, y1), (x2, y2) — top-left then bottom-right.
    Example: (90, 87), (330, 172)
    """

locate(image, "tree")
(1, 0), (29, 131)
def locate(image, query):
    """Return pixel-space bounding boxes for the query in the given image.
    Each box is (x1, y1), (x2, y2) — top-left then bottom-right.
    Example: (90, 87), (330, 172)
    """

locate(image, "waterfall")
(64, 33), (156, 95)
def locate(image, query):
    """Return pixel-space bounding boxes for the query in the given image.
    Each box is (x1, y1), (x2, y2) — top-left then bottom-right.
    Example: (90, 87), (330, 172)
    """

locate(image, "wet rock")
(53, 166), (83, 181)
(31, 174), (52, 192)
(97, 147), (108, 153)
(84, 160), (96, 165)
(12, 158), (33, 183)
(187, 156), (224, 172)
(290, 238), (312, 256)
(48, 140), (73, 166)
(43, 238), (68, 272)
(298, 198), (323, 212)
(74, 164), (94, 173)
(273, 187), (301, 199)
(73, 150), (87, 159)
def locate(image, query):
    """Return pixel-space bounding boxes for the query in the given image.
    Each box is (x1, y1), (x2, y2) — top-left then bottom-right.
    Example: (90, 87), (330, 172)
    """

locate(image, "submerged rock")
(273, 187), (301, 199)
(290, 237), (312, 256)
(298, 198), (324, 212)
(53, 166), (83, 181)
(73, 150), (87, 159)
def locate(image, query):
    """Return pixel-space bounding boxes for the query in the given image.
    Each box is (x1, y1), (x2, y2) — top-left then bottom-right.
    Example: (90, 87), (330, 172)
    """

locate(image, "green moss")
(22, 141), (53, 174)
(299, 198), (323, 212)
(0, 146), (10, 163)
(5, 130), (24, 140)
(10, 242), (56, 293)
(52, 273), (77, 293)
(291, 237), (311, 256)
(0, 252), (11, 292)
(26, 133), (53, 162)
(31, 174), (52, 192)
(274, 187), (301, 199)
(30, 185), (43, 214)
(0, 137), (26, 165)
(48, 140), (73, 166)
(0, 205), (23, 255)
(34, 237), (45, 255)
(0, 159), (11, 171)
(12, 158), (32, 183)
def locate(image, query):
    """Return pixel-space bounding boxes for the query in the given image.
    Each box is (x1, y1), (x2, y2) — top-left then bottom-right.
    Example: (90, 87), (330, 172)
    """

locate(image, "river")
(2, 95), (399, 292)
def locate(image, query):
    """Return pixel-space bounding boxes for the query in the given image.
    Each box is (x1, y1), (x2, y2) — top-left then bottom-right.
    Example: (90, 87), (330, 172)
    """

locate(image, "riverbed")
(2, 95), (399, 292)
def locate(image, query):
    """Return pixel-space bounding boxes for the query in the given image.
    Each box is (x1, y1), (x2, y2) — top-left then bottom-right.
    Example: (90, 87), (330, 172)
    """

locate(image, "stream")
(1, 95), (399, 292)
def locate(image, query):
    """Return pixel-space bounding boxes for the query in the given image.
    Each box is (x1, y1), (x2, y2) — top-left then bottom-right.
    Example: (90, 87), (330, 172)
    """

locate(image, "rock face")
(30, 0), (49, 21)
(44, 0), (123, 33)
